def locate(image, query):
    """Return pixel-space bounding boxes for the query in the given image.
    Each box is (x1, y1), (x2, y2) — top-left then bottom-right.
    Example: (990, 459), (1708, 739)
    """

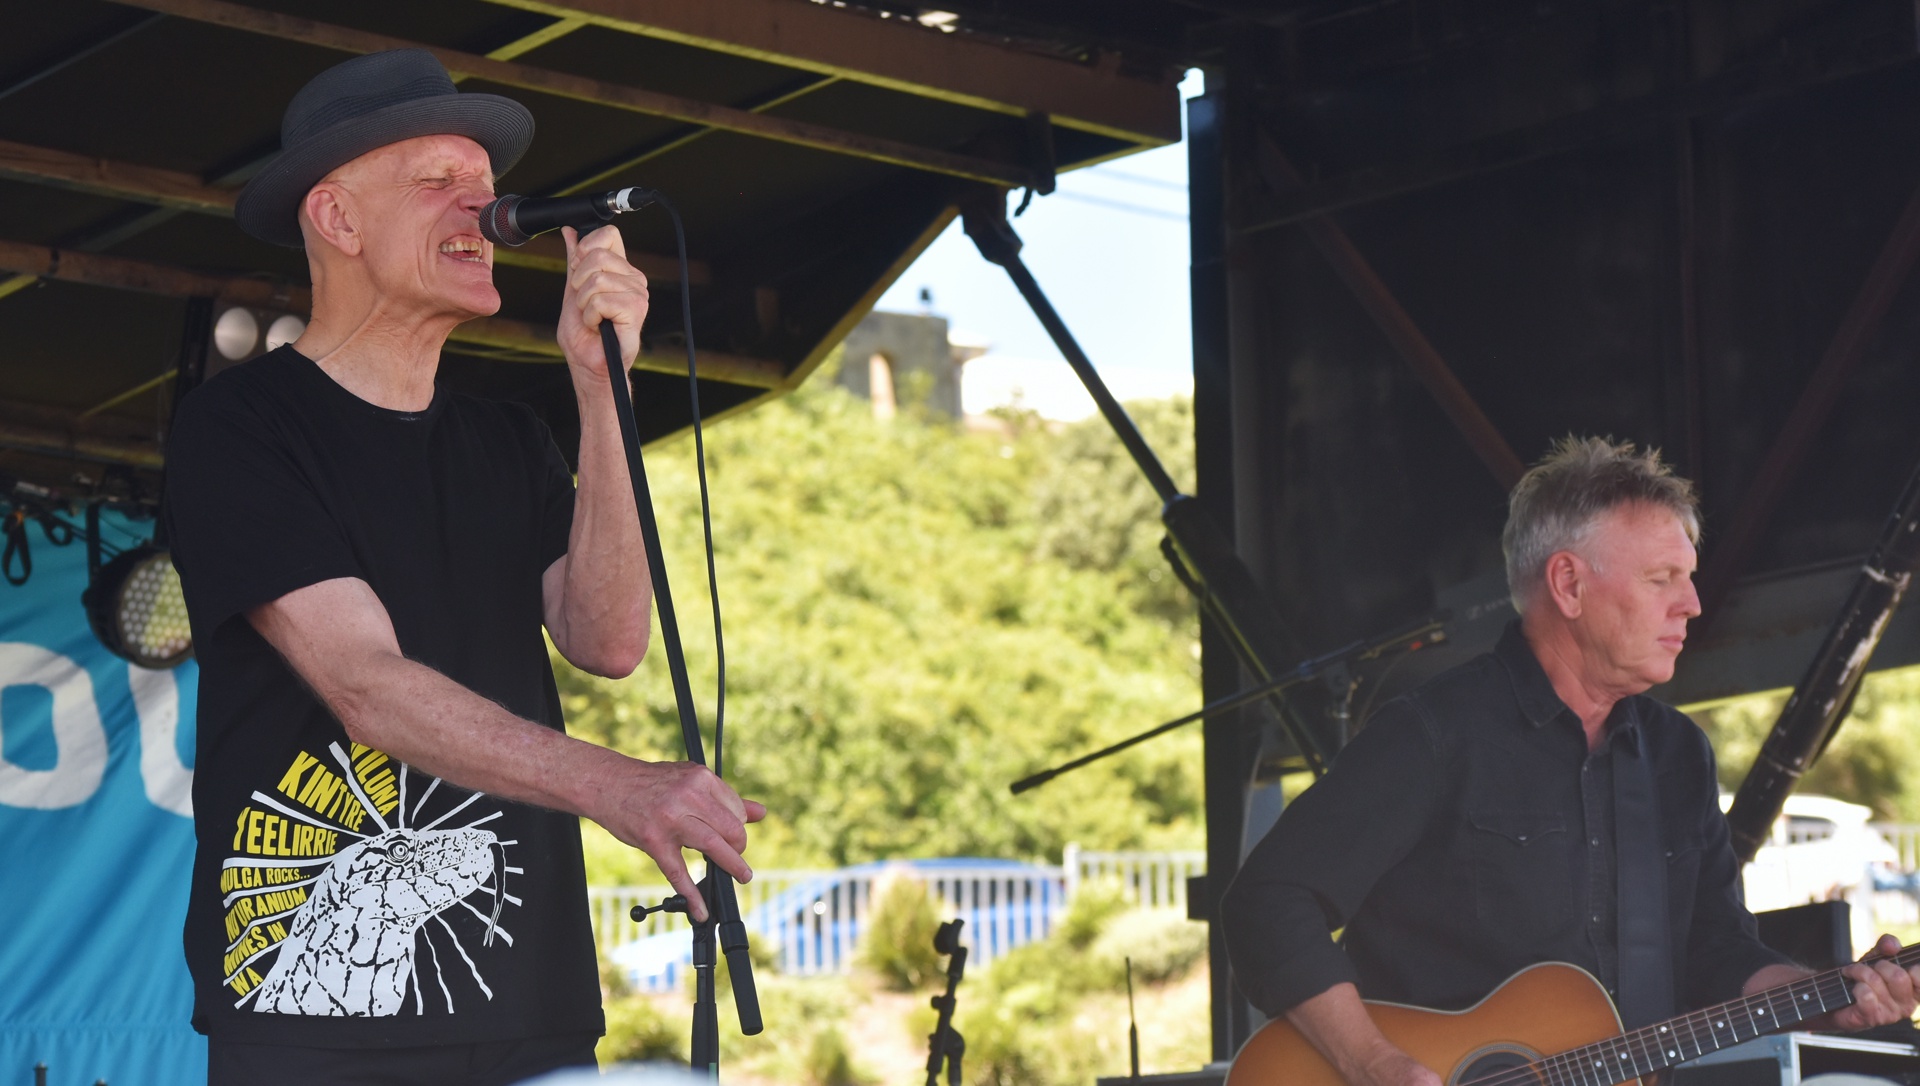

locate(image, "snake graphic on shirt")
(217, 741), (521, 1015)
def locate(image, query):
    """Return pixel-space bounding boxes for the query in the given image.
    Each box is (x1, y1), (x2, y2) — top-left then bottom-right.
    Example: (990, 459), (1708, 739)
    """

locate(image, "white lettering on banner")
(131, 665), (192, 817)
(0, 642), (107, 809)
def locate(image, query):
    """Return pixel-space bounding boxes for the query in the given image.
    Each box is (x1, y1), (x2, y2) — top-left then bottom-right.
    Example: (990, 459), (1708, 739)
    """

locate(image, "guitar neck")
(1523, 945), (1919, 1086)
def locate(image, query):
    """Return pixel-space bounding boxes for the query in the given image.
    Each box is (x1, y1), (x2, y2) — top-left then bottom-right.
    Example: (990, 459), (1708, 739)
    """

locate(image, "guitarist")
(1220, 437), (1920, 1086)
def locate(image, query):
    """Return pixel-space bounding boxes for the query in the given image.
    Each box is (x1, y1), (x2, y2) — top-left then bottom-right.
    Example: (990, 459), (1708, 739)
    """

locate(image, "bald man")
(166, 49), (759, 1085)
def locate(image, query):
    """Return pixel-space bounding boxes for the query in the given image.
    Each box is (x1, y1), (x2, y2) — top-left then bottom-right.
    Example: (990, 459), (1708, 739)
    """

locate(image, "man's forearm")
(552, 373), (652, 674)
(333, 643), (627, 816)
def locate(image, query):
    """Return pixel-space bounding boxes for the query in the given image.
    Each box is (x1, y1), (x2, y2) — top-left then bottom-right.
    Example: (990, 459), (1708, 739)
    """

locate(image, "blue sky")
(874, 73), (1203, 419)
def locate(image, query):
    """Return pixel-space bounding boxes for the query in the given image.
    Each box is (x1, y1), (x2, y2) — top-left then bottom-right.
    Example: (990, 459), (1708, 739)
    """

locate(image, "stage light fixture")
(83, 544), (193, 669)
(265, 314), (306, 351)
(212, 307), (260, 361)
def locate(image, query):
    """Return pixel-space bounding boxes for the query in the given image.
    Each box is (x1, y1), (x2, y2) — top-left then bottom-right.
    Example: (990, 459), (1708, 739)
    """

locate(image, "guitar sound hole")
(1457, 1047), (1540, 1085)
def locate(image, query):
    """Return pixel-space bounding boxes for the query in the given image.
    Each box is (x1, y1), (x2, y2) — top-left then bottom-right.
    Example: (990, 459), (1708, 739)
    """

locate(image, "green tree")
(558, 373), (1204, 872)
(1030, 396), (1195, 626)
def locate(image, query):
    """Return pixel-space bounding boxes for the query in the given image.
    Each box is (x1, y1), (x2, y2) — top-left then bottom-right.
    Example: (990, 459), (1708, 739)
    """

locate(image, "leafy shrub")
(858, 871), (943, 990)
(806, 1025), (867, 1086)
(710, 972), (878, 1084)
(1092, 908), (1207, 984)
(1057, 878), (1133, 953)
(598, 994), (686, 1065)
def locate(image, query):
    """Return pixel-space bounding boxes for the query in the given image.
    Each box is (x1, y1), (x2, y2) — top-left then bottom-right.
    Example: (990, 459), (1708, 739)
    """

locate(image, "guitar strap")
(1613, 714), (1676, 1030)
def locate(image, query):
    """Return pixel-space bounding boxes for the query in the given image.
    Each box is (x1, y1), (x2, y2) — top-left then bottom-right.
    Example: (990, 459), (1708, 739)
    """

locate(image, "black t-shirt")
(165, 347), (604, 1048)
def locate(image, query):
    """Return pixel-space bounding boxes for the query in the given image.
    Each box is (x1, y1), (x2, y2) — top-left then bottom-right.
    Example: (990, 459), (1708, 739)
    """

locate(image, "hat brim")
(235, 93), (535, 248)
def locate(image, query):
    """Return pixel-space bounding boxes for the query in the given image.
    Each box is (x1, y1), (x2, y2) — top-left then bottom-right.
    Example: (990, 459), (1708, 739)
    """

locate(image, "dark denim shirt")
(1222, 621), (1789, 1019)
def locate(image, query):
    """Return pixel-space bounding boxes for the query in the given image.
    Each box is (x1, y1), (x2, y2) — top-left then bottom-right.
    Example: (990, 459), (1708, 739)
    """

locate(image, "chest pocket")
(1469, 809), (1575, 947)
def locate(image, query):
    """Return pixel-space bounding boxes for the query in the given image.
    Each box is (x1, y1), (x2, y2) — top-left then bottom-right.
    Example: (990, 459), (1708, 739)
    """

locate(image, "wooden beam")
(1692, 178), (1920, 632)
(0, 395), (166, 469)
(470, 0), (1182, 145)
(0, 237), (308, 310)
(0, 136), (233, 215)
(478, 15), (586, 62)
(0, 237), (781, 386)
(1249, 130), (1526, 491)
(450, 315), (785, 388)
(553, 73), (838, 197)
(0, 417), (163, 469)
(1240, 28), (1920, 234)
(112, 0), (1041, 188)
(491, 233), (707, 285)
(0, 138), (703, 284)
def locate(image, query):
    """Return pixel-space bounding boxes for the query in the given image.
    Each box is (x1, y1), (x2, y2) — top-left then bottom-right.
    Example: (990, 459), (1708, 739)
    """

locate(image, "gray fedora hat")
(235, 49), (534, 248)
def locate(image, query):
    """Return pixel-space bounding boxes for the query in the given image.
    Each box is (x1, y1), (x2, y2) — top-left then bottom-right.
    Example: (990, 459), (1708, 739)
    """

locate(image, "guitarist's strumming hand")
(1286, 982), (1442, 1086)
(1352, 1044), (1442, 1086)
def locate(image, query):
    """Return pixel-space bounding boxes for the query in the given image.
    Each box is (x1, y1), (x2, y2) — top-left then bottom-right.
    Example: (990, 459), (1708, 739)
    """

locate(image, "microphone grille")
(479, 194), (529, 247)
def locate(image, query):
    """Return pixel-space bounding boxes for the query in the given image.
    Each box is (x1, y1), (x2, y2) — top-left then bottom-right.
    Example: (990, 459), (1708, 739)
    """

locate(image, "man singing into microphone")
(163, 49), (760, 1084)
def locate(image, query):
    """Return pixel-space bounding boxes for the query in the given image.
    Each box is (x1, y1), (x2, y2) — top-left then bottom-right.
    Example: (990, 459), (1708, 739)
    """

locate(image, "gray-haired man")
(1221, 437), (1920, 1086)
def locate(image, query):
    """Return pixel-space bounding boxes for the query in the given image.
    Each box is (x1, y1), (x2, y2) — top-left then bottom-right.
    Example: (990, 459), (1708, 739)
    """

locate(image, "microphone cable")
(485, 187), (731, 782)
(651, 193), (728, 782)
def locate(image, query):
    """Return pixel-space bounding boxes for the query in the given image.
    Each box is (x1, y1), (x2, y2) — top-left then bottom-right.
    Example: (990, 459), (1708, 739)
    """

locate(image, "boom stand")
(1009, 616), (1445, 795)
(959, 193), (1335, 774)
(592, 314), (764, 1072)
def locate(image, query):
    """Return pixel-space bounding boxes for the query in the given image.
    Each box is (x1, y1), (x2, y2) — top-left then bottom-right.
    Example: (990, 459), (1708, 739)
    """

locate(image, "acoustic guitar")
(1225, 948), (1915, 1086)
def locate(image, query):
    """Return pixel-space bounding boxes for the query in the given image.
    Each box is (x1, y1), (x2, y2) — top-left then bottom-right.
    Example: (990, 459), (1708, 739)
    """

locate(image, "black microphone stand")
(543, 211), (760, 1073)
(483, 191), (761, 1070)
(596, 313), (762, 1072)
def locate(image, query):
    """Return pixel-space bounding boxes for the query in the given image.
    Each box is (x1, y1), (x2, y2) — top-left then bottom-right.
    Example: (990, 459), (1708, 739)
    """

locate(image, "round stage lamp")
(265, 314), (306, 352)
(212, 307), (259, 361)
(83, 545), (193, 668)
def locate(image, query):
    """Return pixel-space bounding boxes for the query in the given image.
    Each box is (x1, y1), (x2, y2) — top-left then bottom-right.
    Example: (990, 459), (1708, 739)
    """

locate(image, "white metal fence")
(1064, 844), (1206, 911)
(587, 829), (1920, 991)
(589, 849), (1200, 991)
(1873, 823), (1920, 870)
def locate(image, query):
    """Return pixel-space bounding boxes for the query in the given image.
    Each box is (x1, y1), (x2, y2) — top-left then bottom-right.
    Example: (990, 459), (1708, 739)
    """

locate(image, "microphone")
(479, 187), (655, 247)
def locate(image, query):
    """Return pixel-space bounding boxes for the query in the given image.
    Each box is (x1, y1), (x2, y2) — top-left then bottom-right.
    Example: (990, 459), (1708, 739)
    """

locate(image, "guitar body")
(1227, 962), (1637, 1086)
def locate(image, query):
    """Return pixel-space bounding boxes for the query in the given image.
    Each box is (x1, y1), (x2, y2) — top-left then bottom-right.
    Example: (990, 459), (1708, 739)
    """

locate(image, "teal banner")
(0, 512), (203, 1085)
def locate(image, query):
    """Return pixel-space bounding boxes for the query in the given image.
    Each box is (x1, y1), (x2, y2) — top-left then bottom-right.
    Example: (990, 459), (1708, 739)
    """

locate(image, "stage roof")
(0, 0), (1207, 496)
(15, 0), (1913, 706)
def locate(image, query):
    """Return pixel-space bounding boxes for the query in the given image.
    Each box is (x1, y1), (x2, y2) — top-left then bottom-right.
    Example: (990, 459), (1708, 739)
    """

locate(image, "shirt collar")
(1494, 619), (1566, 728)
(1493, 619), (1645, 750)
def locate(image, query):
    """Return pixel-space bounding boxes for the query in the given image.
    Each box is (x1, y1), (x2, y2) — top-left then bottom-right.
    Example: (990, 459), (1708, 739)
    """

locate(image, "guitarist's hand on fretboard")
(1795, 932), (1920, 1033)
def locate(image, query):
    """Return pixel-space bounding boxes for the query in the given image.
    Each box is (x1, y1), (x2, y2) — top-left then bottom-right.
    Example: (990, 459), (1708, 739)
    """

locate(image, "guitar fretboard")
(1496, 945), (1918, 1086)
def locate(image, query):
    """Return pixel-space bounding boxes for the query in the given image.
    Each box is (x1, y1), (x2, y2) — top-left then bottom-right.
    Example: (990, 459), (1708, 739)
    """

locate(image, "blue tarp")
(0, 512), (204, 1085)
